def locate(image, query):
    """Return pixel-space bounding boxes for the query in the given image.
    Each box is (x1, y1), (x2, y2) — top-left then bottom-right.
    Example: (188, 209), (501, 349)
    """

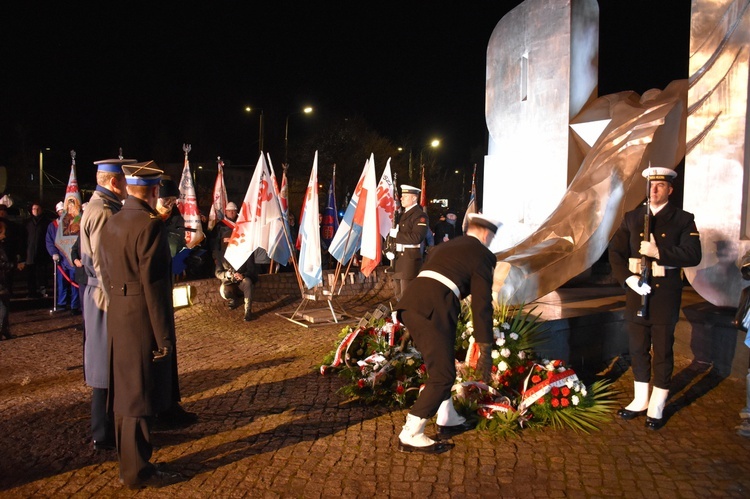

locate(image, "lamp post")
(38, 147), (50, 203)
(284, 106), (313, 164)
(419, 139), (441, 170)
(244, 106), (264, 154)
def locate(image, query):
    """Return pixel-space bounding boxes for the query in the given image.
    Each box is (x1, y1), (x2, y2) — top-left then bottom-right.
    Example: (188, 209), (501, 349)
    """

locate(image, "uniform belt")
(109, 281), (141, 296)
(418, 270), (460, 298)
(396, 243), (420, 251)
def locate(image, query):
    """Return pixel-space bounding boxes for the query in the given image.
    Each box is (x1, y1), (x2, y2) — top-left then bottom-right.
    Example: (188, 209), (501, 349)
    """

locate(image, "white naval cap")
(467, 213), (501, 234)
(642, 166), (677, 183)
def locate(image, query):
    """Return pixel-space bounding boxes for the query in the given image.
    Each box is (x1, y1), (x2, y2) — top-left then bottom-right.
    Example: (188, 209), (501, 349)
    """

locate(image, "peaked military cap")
(467, 213), (501, 234)
(642, 166), (677, 183)
(123, 161), (163, 186)
(93, 158), (138, 174)
(400, 184), (421, 195)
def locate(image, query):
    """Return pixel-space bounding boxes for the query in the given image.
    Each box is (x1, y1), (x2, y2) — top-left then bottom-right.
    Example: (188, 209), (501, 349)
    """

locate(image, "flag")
(462, 165), (478, 233)
(177, 145), (206, 248)
(64, 156), (81, 206)
(279, 165), (289, 216)
(328, 154), (381, 274)
(376, 158), (396, 240)
(208, 157), (228, 231)
(358, 153), (381, 277)
(328, 156), (370, 265)
(224, 153), (284, 270)
(419, 166), (427, 208)
(298, 152), (322, 289)
(266, 154), (292, 266)
(321, 171), (339, 247)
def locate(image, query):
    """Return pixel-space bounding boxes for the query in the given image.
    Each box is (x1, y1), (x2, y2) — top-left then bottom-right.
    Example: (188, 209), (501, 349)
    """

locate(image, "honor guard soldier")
(99, 162), (182, 489)
(81, 157), (136, 451)
(391, 184), (429, 300)
(609, 166), (701, 430)
(396, 213), (500, 453)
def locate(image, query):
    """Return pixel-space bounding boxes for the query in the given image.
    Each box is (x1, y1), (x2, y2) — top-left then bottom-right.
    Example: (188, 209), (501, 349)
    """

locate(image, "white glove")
(52, 254), (60, 262)
(639, 234), (660, 259)
(385, 251), (395, 261)
(389, 227), (399, 238)
(626, 275), (651, 296)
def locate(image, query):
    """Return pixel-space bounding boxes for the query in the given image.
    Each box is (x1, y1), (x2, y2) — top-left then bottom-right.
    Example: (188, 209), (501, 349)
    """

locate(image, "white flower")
(493, 318), (500, 327)
(498, 361), (509, 372)
(545, 363), (555, 371)
(517, 351), (526, 360)
(510, 332), (519, 340)
(500, 348), (511, 358)
(407, 358), (414, 366)
(571, 395), (580, 406)
(466, 321), (473, 330)
(581, 387), (588, 397)
(492, 327), (501, 337)
(496, 338), (506, 347)
(565, 379), (575, 389)
(557, 366), (566, 373)
(491, 350), (500, 359)
(502, 322), (510, 330)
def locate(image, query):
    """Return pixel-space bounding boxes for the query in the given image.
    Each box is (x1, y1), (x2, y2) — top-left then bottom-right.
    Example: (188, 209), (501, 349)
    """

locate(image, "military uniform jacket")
(609, 202), (701, 325)
(80, 187), (123, 389)
(100, 196), (175, 417)
(397, 235), (497, 344)
(394, 205), (428, 280)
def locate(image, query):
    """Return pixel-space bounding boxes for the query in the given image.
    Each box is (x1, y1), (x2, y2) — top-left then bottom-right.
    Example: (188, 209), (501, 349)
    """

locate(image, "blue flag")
(321, 176), (339, 248)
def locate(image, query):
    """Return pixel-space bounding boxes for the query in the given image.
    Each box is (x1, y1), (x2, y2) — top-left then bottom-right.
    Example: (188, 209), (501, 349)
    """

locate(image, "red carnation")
(536, 398), (545, 405)
(561, 387), (570, 396)
(396, 385), (405, 394)
(357, 379), (366, 389)
(517, 367), (525, 373)
(551, 387), (560, 396)
(531, 375), (541, 384)
(492, 365), (498, 373)
(551, 398), (560, 408)
(561, 398), (570, 407)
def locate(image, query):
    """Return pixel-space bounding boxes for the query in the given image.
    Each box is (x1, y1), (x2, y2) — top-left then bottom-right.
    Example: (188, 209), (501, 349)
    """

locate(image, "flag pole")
(267, 155), (305, 296)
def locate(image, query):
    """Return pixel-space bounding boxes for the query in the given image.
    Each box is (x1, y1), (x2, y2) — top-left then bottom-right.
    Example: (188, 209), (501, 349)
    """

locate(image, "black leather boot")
(243, 298), (253, 322)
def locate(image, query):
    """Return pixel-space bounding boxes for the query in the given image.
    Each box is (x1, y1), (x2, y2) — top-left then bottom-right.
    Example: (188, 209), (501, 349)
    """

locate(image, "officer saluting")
(609, 166), (701, 430)
(391, 184), (429, 300)
(99, 161), (181, 489)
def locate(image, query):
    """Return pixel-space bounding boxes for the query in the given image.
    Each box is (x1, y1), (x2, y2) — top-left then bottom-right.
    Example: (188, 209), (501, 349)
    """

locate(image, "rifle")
(385, 173), (400, 269)
(636, 177), (652, 318)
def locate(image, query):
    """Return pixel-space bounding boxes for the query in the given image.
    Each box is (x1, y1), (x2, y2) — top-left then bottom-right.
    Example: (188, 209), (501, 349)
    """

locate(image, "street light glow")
(431, 139), (440, 147)
(303, 106), (313, 114)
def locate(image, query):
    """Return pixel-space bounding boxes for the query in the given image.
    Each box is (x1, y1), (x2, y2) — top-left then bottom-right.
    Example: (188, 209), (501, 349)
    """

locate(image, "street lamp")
(284, 106), (313, 164)
(419, 138), (441, 169)
(244, 106), (264, 154)
(38, 147), (50, 203)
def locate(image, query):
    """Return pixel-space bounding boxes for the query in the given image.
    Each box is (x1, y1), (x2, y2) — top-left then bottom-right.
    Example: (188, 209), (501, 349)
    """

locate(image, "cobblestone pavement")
(2, 292), (750, 498)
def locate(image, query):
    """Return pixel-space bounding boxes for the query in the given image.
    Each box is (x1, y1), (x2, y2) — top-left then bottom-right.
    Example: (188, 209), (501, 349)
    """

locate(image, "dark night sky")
(1, 1), (690, 188)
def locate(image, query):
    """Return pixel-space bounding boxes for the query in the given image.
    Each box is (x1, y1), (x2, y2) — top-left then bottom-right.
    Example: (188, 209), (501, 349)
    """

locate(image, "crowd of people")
(2, 162), (749, 481)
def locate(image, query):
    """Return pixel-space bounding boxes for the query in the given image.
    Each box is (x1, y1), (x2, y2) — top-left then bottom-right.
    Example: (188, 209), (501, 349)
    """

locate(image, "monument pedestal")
(529, 286), (748, 380)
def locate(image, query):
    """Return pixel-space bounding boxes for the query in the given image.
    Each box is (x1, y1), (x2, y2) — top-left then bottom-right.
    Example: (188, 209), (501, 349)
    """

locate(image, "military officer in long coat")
(391, 184), (429, 300)
(609, 166), (702, 430)
(80, 157), (135, 450)
(100, 162), (181, 489)
(396, 213), (499, 453)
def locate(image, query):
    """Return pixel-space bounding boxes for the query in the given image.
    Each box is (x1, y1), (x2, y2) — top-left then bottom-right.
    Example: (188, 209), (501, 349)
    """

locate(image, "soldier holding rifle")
(609, 166), (701, 430)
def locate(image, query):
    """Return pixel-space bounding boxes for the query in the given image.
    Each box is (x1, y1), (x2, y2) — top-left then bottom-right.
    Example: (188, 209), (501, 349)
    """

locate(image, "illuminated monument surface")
(487, 0), (750, 308)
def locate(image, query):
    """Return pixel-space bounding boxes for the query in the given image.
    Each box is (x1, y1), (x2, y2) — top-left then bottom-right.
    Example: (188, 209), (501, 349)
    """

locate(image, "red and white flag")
(177, 145), (205, 248)
(279, 165), (289, 216)
(298, 152), (322, 289)
(376, 158), (396, 240)
(224, 153), (283, 270)
(208, 157), (228, 231)
(358, 153), (381, 277)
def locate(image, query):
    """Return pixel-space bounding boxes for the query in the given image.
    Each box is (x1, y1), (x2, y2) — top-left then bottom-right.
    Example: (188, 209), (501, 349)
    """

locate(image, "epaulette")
(149, 213), (158, 220)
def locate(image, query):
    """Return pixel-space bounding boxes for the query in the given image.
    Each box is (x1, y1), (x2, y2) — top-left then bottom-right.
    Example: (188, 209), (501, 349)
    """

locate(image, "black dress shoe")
(436, 420), (476, 438)
(398, 441), (453, 454)
(154, 404), (198, 430)
(126, 470), (183, 489)
(617, 408), (647, 420)
(93, 440), (116, 451)
(645, 416), (665, 430)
